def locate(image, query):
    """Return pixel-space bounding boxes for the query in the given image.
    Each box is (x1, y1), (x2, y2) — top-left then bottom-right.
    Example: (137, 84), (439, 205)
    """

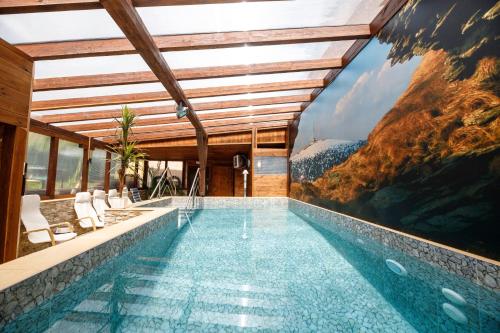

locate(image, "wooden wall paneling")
(251, 143), (289, 197)
(0, 39), (33, 128)
(253, 174), (287, 197)
(46, 137), (59, 198)
(209, 165), (234, 196)
(0, 39), (33, 262)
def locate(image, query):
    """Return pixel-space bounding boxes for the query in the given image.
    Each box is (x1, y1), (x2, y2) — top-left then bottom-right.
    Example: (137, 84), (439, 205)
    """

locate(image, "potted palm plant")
(108, 106), (145, 207)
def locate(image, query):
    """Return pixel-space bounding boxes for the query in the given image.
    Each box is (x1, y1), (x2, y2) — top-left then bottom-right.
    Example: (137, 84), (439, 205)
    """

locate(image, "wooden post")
(133, 160), (139, 188)
(81, 146), (89, 191)
(142, 160), (149, 189)
(104, 151), (111, 192)
(0, 39), (33, 263)
(250, 127), (257, 197)
(0, 126), (29, 262)
(182, 160), (188, 190)
(46, 136), (59, 198)
(196, 130), (208, 196)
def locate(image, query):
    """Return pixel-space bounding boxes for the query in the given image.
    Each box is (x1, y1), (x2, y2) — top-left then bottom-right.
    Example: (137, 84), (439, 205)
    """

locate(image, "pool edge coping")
(0, 207), (177, 292)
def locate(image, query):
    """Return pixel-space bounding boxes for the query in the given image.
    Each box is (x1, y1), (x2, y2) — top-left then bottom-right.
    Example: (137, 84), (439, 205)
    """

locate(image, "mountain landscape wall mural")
(290, 0), (500, 259)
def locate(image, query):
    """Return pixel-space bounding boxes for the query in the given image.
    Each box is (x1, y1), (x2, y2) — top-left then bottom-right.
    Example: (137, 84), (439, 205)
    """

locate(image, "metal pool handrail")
(183, 167), (200, 235)
(185, 167), (200, 211)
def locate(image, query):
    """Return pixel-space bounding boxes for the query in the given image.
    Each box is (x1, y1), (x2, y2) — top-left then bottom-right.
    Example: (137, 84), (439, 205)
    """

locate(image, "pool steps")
(46, 256), (295, 331)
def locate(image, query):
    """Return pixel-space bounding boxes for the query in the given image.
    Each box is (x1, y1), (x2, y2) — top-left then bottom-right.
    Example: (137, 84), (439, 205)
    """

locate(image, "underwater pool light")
(442, 288), (467, 306)
(385, 259), (408, 276)
(442, 303), (468, 324)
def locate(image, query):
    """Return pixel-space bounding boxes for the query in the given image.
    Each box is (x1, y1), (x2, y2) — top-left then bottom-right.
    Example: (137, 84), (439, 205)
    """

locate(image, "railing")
(185, 167), (200, 211)
(182, 167), (199, 235)
(149, 166), (176, 199)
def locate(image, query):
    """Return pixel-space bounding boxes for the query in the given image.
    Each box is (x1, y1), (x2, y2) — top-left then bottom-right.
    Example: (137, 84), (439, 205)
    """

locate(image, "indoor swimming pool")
(4, 208), (499, 332)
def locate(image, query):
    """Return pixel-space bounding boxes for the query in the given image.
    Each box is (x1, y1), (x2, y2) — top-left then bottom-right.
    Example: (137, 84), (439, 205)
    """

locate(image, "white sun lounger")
(21, 195), (77, 246)
(74, 192), (104, 231)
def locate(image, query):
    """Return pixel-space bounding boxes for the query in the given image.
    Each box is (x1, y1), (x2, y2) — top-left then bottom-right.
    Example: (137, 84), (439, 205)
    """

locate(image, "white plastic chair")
(74, 192), (104, 231)
(108, 189), (122, 209)
(122, 187), (134, 208)
(92, 189), (108, 222)
(21, 195), (77, 245)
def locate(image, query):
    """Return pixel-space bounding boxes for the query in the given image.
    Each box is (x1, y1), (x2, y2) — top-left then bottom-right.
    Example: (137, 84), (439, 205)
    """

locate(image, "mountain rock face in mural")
(290, 0), (500, 259)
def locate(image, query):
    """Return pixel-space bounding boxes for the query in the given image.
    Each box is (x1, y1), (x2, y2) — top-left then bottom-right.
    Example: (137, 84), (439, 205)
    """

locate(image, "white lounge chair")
(74, 192), (104, 231)
(108, 188), (133, 208)
(21, 195), (77, 246)
(92, 189), (108, 222)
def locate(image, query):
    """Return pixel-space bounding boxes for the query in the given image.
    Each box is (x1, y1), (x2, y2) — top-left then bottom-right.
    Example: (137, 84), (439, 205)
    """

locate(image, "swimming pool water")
(5, 209), (499, 332)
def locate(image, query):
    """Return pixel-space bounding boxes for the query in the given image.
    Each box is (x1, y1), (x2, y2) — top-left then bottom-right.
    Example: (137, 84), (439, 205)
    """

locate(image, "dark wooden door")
(209, 165), (234, 196)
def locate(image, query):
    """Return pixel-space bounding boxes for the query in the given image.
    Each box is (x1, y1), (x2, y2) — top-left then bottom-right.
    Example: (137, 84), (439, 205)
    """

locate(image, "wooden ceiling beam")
(100, 0), (209, 194)
(35, 94), (311, 123)
(105, 120), (290, 143)
(90, 0), (207, 139)
(0, 0), (286, 14)
(61, 105), (301, 132)
(85, 112), (297, 138)
(29, 119), (108, 149)
(17, 25), (371, 60)
(33, 58), (341, 91)
(31, 79), (323, 111)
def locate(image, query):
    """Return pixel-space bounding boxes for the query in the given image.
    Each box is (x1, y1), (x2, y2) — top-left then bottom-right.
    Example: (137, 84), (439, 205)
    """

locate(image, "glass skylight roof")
(162, 42), (352, 69)
(0, 0), (389, 134)
(0, 10), (124, 44)
(32, 71), (321, 102)
(33, 41), (351, 80)
(138, 0), (384, 35)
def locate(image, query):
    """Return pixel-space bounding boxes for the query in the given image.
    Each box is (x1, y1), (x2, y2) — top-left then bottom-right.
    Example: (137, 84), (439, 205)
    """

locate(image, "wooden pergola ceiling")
(62, 105), (301, 132)
(105, 120), (291, 144)
(33, 58), (342, 91)
(85, 111), (298, 138)
(35, 94), (311, 123)
(31, 79), (323, 111)
(2, 0), (408, 144)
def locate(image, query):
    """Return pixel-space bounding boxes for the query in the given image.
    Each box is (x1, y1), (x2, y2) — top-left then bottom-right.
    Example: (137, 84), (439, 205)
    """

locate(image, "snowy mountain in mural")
(290, 139), (366, 181)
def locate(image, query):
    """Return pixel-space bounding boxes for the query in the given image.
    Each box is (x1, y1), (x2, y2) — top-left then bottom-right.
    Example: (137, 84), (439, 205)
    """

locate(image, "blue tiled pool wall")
(0, 209), (178, 331)
(169, 196), (289, 210)
(290, 199), (499, 332)
(288, 199), (499, 289)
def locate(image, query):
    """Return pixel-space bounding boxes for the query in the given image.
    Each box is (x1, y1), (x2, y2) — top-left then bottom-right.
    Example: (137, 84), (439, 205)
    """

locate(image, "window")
(55, 139), (83, 195)
(25, 132), (51, 195)
(88, 149), (106, 192)
(254, 156), (287, 175)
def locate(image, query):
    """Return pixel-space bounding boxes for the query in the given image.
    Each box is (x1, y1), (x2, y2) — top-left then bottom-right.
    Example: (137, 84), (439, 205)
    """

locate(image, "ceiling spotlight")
(176, 101), (189, 119)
